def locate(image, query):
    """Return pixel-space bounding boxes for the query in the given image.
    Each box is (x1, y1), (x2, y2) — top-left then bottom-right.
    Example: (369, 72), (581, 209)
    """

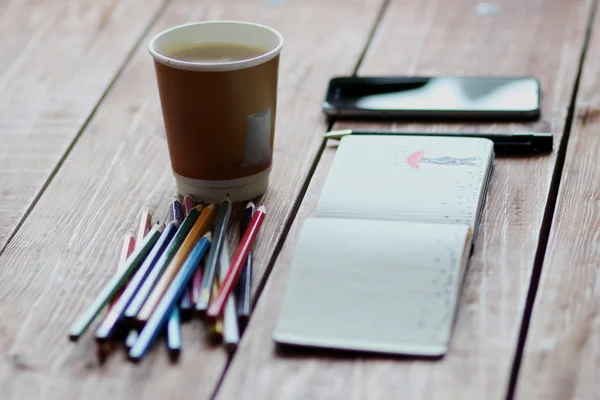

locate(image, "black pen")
(323, 129), (553, 153)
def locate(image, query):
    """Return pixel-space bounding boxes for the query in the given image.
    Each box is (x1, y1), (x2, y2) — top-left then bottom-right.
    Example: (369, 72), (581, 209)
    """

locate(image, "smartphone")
(322, 76), (540, 120)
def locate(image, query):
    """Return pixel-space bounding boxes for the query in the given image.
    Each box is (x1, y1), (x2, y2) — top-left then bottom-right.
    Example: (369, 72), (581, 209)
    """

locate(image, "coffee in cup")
(148, 21), (284, 202)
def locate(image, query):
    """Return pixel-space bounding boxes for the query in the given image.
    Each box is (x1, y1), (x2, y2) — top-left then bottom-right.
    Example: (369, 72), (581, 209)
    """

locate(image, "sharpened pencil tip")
(225, 342), (238, 354)
(246, 201), (255, 209)
(203, 232), (213, 241)
(128, 353), (142, 363)
(224, 194), (232, 202)
(169, 349), (181, 363)
(257, 205), (266, 213)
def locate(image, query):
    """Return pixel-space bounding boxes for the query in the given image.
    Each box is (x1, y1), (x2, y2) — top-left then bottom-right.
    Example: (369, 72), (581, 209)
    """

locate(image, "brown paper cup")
(149, 21), (283, 202)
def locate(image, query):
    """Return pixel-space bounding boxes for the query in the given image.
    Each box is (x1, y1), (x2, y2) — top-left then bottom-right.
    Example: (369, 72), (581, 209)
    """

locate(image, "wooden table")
(1, 0), (599, 398)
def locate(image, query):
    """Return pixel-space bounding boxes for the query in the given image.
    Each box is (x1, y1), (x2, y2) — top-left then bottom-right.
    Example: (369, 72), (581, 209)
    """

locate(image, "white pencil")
(219, 239), (240, 351)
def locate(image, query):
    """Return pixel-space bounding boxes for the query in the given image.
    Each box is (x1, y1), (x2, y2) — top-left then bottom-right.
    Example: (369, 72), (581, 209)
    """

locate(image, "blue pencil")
(167, 307), (182, 361)
(129, 233), (212, 362)
(95, 221), (178, 342)
(124, 207), (201, 323)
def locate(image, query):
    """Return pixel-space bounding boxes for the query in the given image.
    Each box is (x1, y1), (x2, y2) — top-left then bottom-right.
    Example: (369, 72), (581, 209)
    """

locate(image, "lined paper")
(273, 218), (472, 356)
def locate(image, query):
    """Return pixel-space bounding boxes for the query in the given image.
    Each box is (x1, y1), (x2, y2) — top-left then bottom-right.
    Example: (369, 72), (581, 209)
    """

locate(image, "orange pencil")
(206, 206), (266, 321)
(136, 204), (216, 322)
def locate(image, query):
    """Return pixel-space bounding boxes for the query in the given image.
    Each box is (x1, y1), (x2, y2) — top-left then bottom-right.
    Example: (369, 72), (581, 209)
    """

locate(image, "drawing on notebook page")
(272, 136), (495, 357)
(406, 150), (484, 170)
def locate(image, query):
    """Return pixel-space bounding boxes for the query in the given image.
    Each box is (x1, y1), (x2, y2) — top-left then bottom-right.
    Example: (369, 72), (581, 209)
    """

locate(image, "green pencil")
(124, 206), (201, 323)
(68, 223), (164, 341)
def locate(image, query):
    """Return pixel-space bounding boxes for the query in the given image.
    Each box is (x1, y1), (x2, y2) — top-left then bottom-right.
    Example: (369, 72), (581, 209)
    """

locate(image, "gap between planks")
(0, 0), (172, 260)
(504, 0), (600, 398)
(209, 0), (393, 398)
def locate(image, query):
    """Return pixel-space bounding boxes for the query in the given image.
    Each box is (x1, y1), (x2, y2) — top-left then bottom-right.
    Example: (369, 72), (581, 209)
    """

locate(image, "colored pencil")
(171, 197), (184, 225)
(129, 234), (211, 362)
(196, 196), (232, 314)
(206, 206), (266, 321)
(124, 207), (201, 323)
(220, 239), (239, 351)
(68, 223), (163, 341)
(107, 233), (136, 310)
(183, 195), (195, 216)
(191, 262), (204, 304)
(178, 196), (195, 320)
(121, 209), (158, 346)
(95, 221), (178, 342)
(107, 211), (150, 312)
(120, 234), (137, 263)
(208, 278), (224, 340)
(136, 204), (216, 322)
(236, 202), (255, 330)
(178, 290), (193, 320)
(125, 331), (138, 348)
(168, 197), (187, 352)
(97, 233), (135, 360)
(135, 210), (153, 249)
(167, 307), (182, 361)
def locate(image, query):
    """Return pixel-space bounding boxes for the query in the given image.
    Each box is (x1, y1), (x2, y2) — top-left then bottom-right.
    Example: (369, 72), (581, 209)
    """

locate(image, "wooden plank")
(0, 0), (165, 250)
(217, 0), (593, 399)
(516, 4), (600, 399)
(0, 0), (385, 398)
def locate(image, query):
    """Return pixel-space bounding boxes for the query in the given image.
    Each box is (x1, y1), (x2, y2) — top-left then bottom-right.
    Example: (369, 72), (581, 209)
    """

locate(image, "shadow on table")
(274, 343), (444, 362)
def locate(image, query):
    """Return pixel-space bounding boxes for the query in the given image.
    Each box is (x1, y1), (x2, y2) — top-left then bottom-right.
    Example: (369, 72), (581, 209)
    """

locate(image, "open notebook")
(273, 135), (494, 356)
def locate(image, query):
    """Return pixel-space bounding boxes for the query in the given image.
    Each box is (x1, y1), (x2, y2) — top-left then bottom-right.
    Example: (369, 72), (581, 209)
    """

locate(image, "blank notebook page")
(316, 135), (494, 229)
(273, 218), (472, 356)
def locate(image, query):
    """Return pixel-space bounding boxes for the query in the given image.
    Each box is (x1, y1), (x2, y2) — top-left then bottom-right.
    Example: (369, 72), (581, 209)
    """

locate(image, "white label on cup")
(241, 108), (272, 167)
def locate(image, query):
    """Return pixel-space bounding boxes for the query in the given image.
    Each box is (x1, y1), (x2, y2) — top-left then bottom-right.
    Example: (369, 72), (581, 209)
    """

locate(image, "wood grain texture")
(0, 0), (166, 251)
(0, 0), (385, 399)
(516, 3), (600, 399)
(217, 0), (593, 399)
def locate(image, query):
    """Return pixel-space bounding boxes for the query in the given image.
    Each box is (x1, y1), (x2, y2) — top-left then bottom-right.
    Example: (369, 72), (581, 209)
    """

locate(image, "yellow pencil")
(136, 204), (216, 322)
(208, 277), (224, 339)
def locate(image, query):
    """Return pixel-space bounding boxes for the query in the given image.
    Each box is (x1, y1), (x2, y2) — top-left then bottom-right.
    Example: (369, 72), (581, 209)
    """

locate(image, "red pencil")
(206, 206), (266, 321)
(108, 233), (136, 310)
(119, 234), (136, 266)
(135, 211), (152, 248)
(191, 262), (204, 304)
(183, 195), (196, 216)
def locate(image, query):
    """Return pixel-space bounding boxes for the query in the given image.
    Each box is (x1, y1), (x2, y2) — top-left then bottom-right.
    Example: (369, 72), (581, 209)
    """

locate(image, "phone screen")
(323, 76), (540, 119)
